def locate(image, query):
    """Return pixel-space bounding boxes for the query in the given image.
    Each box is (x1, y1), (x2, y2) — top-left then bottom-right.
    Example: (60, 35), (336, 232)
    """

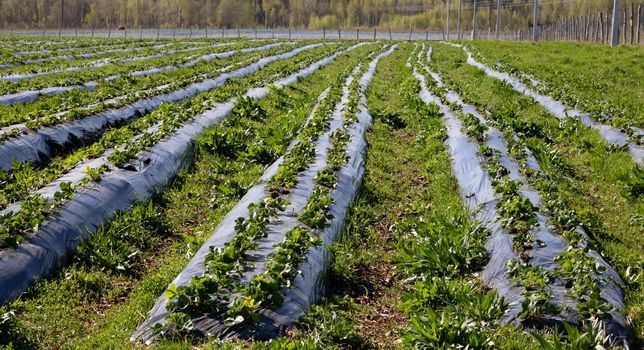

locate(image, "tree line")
(0, 0), (636, 32)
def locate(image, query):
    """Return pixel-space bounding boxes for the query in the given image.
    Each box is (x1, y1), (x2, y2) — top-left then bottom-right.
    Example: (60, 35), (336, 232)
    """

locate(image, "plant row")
(416, 46), (626, 344)
(0, 39), (183, 65)
(0, 41), (218, 79)
(457, 44), (644, 161)
(0, 42), (350, 250)
(0, 40), (271, 96)
(466, 42), (644, 132)
(154, 48), (379, 337)
(0, 41), (296, 133)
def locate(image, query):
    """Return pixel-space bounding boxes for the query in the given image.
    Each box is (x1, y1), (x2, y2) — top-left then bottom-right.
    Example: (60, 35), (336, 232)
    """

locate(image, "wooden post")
(622, 8), (627, 44)
(255, 27), (258, 39)
(323, 28), (326, 39)
(108, 27), (111, 38)
(409, 26), (412, 40)
(495, 0), (501, 39)
(238, 24), (241, 38)
(189, 28), (192, 38)
(426, 30), (429, 40)
(205, 27), (208, 38)
(357, 28), (359, 40)
(338, 28), (341, 39)
(611, 0), (621, 46)
(630, 3), (635, 44)
(173, 27), (176, 39)
(389, 28), (392, 40)
(471, 0), (477, 40)
(158, 27), (160, 39)
(637, 5), (641, 44)
(446, 0), (450, 40)
(533, 0), (538, 41)
(600, 12), (604, 43)
(373, 28), (376, 40)
(288, 27), (291, 39)
(140, 27), (143, 39)
(457, 0), (462, 40)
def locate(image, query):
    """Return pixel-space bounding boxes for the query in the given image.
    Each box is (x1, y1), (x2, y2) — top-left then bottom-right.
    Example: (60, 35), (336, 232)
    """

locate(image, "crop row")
(465, 42), (644, 132)
(0, 41), (359, 306)
(451, 44), (644, 166)
(0, 42), (344, 247)
(0, 42), (294, 136)
(0, 41), (223, 81)
(0, 40), (274, 96)
(411, 44), (629, 346)
(0, 43), (303, 170)
(0, 39), (182, 65)
(131, 43), (394, 343)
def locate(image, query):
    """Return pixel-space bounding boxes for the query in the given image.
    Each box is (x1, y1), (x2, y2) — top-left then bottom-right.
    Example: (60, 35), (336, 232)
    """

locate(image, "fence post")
(457, 0), (462, 40)
(173, 27), (176, 39)
(533, 0), (538, 41)
(205, 27), (208, 38)
(108, 27), (112, 38)
(373, 28), (376, 40)
(389, 28), (392, 40)
(637, 5), (641, 44)
(599, 12), (604, 43)
(495, 0), (501, 39)
(140, 27), (143, 39)
(255, 27), (258, 39)
(91, 25), (94, 38)
(630, 3), (635, 44)
(426, 30), (429, 40)
(622, 8), (627, 43)
(157, 27), (160, 39)
(338, 28), (341, 39)
(288, 27), (291, 39)
(471, 0), (477, 40)
(189, 28), (192, 38)
(221, 27), (224, 39)
(409, 26), (412, 40)
(323, 28), (326, 39)
(357, 28), (359, 40)
(611, 0), (621, 46)
(238, 24), (241, 38)
(446, 0), (450, 40)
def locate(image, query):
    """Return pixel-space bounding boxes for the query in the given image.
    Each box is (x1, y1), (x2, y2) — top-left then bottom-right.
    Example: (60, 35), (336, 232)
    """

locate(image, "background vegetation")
(0, 0), (640, 32)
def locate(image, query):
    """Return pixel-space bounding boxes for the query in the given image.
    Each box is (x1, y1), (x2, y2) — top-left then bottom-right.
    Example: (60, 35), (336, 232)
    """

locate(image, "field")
(0, 37), (642, 349)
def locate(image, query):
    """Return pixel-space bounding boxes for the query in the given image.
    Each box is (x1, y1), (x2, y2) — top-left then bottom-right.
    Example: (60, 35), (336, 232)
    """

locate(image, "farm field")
(0, 37), (642, 350)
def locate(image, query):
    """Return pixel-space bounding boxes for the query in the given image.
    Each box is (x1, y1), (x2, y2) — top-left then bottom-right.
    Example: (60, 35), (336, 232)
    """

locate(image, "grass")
(0, 40), (640, 349)
(0, 44), (375, 350)
(430, 42), (644, 345)
(467, 41), (644, 129)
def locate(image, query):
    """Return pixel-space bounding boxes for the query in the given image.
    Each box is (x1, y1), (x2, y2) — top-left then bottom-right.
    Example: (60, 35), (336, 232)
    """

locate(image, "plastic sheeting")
(130, 44), (393, 343)
(0, 43), (234, 82)
(0, 43), (315, 172)
(123, 42), (287, 79)
(417, 48), (628, 343)
(0, 43), (363, 309)
(0, 43), (283, 105)
(450, 43), (644, 166)
(0, 81), (100, 105)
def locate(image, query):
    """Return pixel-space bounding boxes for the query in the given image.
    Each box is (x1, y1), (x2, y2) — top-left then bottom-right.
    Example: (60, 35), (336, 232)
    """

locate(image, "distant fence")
(0, 23), (641, 45)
